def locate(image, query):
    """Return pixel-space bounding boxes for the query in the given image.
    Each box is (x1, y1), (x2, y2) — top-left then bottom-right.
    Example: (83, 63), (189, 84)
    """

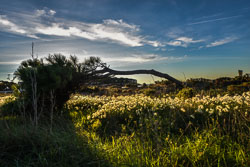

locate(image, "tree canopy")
(14, 54), (183, 118)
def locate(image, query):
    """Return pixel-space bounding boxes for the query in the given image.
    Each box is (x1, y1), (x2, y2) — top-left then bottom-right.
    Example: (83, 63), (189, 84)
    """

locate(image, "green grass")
(75, 126), (247, 167)
(0, 92), (249, 166)
(0, 117), (110, 167)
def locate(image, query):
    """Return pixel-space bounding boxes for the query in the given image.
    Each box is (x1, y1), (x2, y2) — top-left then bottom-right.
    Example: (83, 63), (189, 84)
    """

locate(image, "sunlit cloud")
(167, 37), (204, 47)
(102, 54), (187, 63)
(206, 37), (237, 47)
(36, 23), (96, 40)
(176, 37), (204, 43)
(0, 9), (162, 47)
(89, 20), (143, 46)
(167, 40), (184, 47)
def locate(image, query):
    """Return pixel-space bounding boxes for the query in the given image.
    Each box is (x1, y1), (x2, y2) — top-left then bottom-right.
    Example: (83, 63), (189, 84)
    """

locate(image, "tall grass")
(0, 92), (249, 166)
(67, 92), (249, 166)
(0, 116), (110, 166)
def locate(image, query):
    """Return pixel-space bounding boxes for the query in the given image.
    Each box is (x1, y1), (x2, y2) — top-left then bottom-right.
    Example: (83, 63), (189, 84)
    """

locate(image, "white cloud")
(102, 54), (187, 63)
(49, 10), (56, 16)
(103, 57), (149, 63)
(1, 9), (162, 47)
(34, 18), (162, 47)
(167, 36), (204, 47)
(145, 40), (163, 47)
(90, 21), (143, 46)
(0, 15), (26, 34)
(103, 19), (139, 31)
(36, 23), (96, 40)
(206, 37), (237, 47)
(35, 9), (46, 16)
(35, 8), (56, 17)
(0, 15), (40, 38)
(0, 9), (163, 47)
(103, 54), (165, 63)
(176, 37), (203, 43)
(167, 40), (184, 47)
(36, 24), (71, 36)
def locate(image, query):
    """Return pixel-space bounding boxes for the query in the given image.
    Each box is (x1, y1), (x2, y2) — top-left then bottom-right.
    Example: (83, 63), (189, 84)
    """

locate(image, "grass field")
(0, 92), (249, 166)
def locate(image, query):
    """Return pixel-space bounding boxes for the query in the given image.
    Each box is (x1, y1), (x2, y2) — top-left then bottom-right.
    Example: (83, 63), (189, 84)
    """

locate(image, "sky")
(0, 0), (250, 83)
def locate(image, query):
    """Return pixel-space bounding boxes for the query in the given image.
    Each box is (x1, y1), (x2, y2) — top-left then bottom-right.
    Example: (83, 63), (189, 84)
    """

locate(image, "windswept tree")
(15, 55), (106, 114)
(15, 54), (183, 120)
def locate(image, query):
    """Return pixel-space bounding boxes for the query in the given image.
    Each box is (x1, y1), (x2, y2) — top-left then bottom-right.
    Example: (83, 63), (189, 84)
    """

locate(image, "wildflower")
(209, 109), (214, 115)
(196, 108), (203, 113)
(223, 108), (229, 112)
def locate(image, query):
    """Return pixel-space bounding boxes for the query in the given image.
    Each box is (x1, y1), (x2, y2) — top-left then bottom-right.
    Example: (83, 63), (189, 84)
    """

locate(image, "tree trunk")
(95, 67), (183, 87)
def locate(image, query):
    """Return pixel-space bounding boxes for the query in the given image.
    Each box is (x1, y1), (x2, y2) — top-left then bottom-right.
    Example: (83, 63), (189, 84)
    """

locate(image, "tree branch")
(94, 67), (183, 87)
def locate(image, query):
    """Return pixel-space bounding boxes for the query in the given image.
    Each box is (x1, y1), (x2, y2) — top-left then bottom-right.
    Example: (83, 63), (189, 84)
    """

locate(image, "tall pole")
(31, 42), (34, 60)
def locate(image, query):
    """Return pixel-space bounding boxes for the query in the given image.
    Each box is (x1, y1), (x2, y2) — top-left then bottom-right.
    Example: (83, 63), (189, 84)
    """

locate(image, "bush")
(0, 96), (21, 116)
(177, 87), (194, 98)
(227, 82), (249, 95)
(144, 88), (157, 96)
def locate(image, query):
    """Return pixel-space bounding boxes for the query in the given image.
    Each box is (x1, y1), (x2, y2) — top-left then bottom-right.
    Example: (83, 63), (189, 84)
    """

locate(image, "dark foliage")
(14, 54), (106, 116)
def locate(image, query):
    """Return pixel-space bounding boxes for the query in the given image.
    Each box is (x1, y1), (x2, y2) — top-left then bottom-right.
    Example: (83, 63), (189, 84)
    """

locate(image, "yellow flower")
(180, 108), (186, 112)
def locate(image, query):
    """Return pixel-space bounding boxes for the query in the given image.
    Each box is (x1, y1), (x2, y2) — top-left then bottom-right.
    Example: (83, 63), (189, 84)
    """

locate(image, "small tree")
(15, 53), (183, 123)
(14, 54), (105, 120)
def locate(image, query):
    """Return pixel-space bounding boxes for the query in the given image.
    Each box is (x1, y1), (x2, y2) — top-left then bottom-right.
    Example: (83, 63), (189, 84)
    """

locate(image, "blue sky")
(0, 0), (250, 83)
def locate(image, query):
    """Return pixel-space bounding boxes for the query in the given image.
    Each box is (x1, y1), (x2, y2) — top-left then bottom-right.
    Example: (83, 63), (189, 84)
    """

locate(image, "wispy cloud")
(0, 15), (40, 38)
(167, 40), (184, 47)
(206, 37), (237, 47)
(0, 15), (26, 34)
(167, 37), (204, 47)
(176, 37), (203, 43)
(103, 54), (164, 63)
(188, 15), (242, 25)
(0, 9), (162, 47)
(36, 23), (97, 40)
(103, 54), (187, 63)
(35, 8), (56, 17)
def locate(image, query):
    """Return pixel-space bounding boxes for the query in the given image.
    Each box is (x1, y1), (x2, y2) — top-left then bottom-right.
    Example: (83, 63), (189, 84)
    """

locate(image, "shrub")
(177, 87), (194, 98)
(144, 88), (157, 96)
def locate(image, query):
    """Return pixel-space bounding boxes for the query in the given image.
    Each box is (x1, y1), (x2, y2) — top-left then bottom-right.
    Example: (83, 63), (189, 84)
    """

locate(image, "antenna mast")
(31, 42), (34, 59)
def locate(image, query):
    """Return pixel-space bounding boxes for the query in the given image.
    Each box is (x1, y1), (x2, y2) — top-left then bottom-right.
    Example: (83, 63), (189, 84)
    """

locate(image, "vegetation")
(66, 92), (249, 166)
(14, 54), (105, 112)
(0, 90), (249, 166)
(176, 87), (194, 98)
(0, 55), (249, 166)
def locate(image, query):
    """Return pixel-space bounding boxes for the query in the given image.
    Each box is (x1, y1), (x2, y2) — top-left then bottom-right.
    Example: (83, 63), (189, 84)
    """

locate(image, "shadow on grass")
(0, 115), (111, 167)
